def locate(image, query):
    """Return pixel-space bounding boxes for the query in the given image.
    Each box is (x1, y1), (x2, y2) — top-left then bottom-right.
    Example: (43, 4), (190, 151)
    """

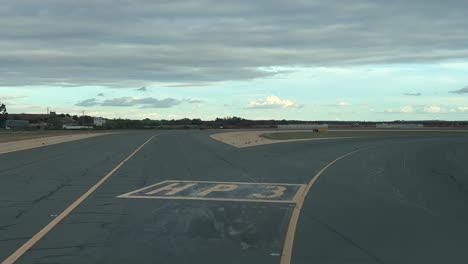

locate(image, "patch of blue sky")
(1, 61), (467, 120)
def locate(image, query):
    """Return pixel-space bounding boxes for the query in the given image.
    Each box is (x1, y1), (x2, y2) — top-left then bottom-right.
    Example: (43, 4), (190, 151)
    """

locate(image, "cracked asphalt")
(1, 130), (468, 264)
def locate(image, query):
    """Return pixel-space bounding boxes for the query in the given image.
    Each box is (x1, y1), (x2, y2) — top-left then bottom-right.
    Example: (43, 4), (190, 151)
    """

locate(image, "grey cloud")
(101, 97), (136, 107)
(136, 86), (147, 92)
(186, 99), (204, 104)
(164, 82), (214, 87)
(82, 96), (182, 108)
(75, 98), (100, 107)
(450, 86), (468, 94)
(1, 0), (468, 87)
(97, 93), (104, 96)
(135, 97), (180, 108)
(404, 92), (421, 96)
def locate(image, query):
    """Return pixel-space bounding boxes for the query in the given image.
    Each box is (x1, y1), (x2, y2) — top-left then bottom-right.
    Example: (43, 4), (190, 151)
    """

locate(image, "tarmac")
(1, 130), (468, 264)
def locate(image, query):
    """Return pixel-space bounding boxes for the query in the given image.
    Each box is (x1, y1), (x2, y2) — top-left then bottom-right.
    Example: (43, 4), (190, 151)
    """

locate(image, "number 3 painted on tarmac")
(253, 186), (287, 199)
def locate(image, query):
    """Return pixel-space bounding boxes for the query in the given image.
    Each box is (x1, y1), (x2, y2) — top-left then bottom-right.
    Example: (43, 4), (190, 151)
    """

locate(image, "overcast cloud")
(1, 0), (468, 87)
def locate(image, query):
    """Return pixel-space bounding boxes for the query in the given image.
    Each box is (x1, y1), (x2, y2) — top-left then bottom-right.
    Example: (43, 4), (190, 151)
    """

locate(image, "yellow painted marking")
(280, 146), (373, 264)
(1, 136), (156, 264)
(197, 184), (238, 196)
(146, 182), (196, 195)
(117, 180), (306, 203)
(119, 195), (299, 203)
(253, 185), (287, 199)
(291, 185), (307, 203)
(122, 179), (303, 189)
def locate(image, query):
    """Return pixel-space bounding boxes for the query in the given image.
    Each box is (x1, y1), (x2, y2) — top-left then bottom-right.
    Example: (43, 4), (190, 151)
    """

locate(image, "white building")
(376, 123), (423, 129)
(93, 117), (106, 127)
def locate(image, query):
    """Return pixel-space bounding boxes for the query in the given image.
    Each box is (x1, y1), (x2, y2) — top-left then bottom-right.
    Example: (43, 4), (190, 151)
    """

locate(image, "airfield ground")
(1, 129), (468, 264)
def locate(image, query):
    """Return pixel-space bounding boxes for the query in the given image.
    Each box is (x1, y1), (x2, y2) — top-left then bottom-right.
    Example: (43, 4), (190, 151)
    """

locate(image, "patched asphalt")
(1, 131), (468, 264)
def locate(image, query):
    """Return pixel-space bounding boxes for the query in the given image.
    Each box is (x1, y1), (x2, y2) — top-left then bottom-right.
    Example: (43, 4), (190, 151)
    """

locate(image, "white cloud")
(246, 95), (301, 109)
(336, 101), (351, 107)
(0, 94), (26, 100)
(423, 106), (444, 113)
(323, 101), (352, 107)
(457, 106), (468, 112)
(380, 105), (458, 114)
(400, 106), (414, 113)
(381, 106), (416, 113)
(439, 62), (468, 71)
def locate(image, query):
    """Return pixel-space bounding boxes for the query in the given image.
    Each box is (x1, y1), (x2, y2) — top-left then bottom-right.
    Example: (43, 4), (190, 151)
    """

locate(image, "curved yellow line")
(280, 146), (373, 264)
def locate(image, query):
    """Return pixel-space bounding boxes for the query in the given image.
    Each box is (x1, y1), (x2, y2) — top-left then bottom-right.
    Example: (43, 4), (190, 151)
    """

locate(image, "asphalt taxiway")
(1, 131), (467, 264)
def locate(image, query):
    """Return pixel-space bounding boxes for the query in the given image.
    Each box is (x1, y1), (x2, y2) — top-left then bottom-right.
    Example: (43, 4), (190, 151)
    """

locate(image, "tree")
(78, 115), (94, 126)
(191, 118), (202, 126)
(0, 103), (8, 128)
(47, 114), (63, 129)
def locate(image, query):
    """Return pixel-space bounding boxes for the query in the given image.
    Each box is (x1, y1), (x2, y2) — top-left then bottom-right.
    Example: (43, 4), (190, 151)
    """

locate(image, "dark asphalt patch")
(92, 201), (294, 264)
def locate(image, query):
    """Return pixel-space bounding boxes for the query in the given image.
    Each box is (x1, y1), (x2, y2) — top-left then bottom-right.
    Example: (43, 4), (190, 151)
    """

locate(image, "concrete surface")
(210, 130), (348, 148)
(1, 130), (467, 264)
(0, 133), (113, 154)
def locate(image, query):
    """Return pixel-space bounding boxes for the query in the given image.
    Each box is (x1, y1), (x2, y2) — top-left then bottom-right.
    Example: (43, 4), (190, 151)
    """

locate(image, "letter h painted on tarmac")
(145, 182), (196, 195)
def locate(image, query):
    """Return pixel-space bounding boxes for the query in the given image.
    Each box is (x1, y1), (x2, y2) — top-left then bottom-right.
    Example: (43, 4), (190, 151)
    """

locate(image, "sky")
(0, 0), (467, 121)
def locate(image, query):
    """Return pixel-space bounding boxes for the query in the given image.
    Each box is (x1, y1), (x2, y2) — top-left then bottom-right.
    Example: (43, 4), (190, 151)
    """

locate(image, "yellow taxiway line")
(2, 135), (156, 264)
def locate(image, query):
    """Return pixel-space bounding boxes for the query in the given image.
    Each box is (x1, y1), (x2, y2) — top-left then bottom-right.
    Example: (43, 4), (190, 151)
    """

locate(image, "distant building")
(93, 117), (106, 127)
(8, 114), (49, 123)
(63, 125), (93, 130)
(376, 123), (424, 129)
(30, 121), (48, 130)
(5, 120), (30, 129)
(61, 116), (78, 126)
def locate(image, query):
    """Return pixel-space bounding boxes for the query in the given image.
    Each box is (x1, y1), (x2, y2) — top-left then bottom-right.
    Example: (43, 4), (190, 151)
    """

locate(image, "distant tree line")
(100, 116), (296, 129)
(2, 105), (467, 130)
(96, 116), (468, 130)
